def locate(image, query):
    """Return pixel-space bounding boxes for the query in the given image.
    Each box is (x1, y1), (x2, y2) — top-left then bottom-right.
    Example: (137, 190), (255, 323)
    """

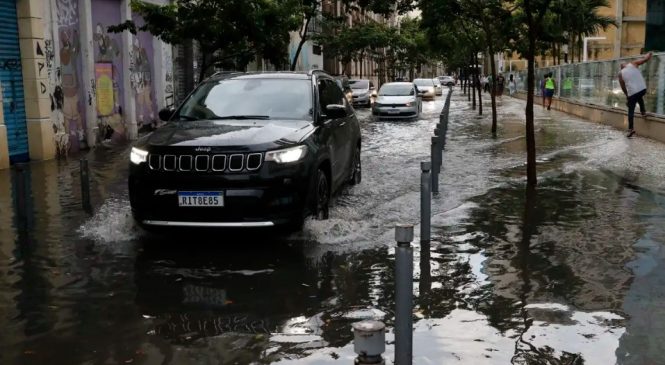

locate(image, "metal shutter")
(0, 0), (28, 163)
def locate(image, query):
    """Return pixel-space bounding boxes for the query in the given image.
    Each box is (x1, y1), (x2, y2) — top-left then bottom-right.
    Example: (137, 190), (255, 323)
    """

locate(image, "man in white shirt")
(619, 52), (652, 137)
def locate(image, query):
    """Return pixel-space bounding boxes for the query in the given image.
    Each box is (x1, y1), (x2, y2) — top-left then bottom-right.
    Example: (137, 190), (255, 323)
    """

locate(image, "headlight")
(405, 101), (413, 106)
(265, 145), (307, 164)
(130, 147), (148, 165)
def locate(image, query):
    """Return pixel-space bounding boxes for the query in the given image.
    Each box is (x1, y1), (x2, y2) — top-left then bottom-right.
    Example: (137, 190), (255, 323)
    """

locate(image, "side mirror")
(158, 107), (175, 121)
(370, 86), (375, 90)
(324, 104), (347, 119)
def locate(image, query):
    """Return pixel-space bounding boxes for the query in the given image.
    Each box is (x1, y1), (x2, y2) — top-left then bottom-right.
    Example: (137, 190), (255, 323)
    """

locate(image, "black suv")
(128, 71), (362, 230)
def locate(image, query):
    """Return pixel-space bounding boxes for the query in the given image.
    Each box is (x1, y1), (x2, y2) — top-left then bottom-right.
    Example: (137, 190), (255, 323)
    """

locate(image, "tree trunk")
(471, 58), (476, 110)
(476, 52), (483, 116)
(290, 16), (312, 71)
(488, 44), (498, 136)
(525, 0), (538, 186)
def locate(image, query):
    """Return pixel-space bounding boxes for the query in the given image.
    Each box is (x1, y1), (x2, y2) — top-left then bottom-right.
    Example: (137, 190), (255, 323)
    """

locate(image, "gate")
(0, 0), (28, 163)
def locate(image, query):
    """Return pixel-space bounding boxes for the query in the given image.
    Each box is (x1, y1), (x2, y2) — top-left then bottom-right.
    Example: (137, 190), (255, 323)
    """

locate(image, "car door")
(317, 78), (349, 187)
(328, 79), (355, 183)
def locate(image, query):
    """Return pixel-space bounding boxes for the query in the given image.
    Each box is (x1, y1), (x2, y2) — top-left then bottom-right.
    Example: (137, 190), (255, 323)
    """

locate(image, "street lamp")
(583, 37), (606, 62)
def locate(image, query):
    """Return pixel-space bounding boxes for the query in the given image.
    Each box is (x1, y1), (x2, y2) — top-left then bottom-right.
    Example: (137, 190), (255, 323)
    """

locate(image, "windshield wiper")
(211, 115), (270, 120)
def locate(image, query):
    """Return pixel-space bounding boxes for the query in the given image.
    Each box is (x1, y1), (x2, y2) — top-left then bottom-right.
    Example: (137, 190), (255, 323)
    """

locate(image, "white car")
(372, 82), (422, 120)
(439, 76), (455, 86)
(432, 78), (443, 96)
(413, 78), (437, 100)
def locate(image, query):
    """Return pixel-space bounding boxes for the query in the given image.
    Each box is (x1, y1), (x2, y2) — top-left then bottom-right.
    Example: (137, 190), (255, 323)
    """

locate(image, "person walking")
(497, 74), (506, 98)
(539, 74), (546, 108)
(619, 51), (652, 137)
(508, 74), (517, 96)
(544, 72), (556, 110)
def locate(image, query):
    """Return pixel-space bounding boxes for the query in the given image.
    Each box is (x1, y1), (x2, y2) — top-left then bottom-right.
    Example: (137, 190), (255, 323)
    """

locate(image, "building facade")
(0, 0), (175, 169)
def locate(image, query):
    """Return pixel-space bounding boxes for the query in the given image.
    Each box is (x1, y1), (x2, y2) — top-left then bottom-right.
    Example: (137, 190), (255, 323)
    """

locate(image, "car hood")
(137, 119), (315, 151)
(376, 95), (416, 105)
(418, 86), (435, 92)
(352, 88), (369, 96)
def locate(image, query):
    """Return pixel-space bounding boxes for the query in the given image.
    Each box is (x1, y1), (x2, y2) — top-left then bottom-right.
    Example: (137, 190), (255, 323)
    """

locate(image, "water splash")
(78, 197), (140, 243)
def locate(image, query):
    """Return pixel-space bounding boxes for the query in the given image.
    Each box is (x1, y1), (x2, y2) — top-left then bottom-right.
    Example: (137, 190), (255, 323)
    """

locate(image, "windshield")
(379, 84), (414, 96)
(432, 79), (441, 85)
(414, 79), (434, 87)
(177, 78), (312, 121)
(349, 80), (369, 89)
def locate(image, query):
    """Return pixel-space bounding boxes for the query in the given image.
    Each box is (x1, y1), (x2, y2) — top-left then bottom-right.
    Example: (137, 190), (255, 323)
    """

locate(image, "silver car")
(413, 78), (436, 100)
(372, 82), (422, 120)
(350, 79), (373, 107)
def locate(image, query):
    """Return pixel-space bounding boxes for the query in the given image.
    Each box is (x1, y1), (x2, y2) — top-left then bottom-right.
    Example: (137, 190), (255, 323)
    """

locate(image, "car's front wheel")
(314, 169), (330, 220)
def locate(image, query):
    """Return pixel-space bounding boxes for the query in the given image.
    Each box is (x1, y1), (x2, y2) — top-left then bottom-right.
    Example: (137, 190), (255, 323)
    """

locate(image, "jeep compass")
(128, 71), (362, 229)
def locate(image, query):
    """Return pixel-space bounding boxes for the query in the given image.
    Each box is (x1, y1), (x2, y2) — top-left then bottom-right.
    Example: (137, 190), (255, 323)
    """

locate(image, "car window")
(349, 80), (369, 89)
(414, 79), (434, 86)
(178, 78), (312, 121)
(379, 83), (414, 96)
(319, 79), (344, 109)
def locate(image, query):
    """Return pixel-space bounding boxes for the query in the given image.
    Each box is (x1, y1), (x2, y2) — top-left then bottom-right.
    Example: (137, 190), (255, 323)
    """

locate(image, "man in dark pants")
(619, 52), (652, 137)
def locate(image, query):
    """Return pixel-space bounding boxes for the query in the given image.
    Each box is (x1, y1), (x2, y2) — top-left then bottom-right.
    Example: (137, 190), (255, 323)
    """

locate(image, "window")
(318, 79), (345, 112)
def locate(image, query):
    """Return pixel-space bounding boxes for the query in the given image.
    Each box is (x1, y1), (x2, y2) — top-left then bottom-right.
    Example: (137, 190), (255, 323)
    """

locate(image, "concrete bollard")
(80, 158), (92, 212)
(394, 224), (414, 365)
(420, 162), (431, 244)
(353, 320), (386, 365)
(430, 137), (440, 194)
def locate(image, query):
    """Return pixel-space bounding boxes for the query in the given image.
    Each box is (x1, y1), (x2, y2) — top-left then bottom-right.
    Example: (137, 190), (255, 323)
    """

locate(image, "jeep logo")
(154, 189), (177, 196)
(195, 147), (211, 152)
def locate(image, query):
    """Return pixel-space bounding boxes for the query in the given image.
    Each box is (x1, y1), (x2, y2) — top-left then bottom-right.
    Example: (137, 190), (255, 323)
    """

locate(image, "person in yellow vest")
(544, 72), (556, 110)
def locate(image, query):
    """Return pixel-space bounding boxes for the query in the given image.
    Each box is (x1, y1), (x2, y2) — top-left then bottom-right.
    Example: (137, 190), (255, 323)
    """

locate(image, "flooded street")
(2, 90), (665, 364)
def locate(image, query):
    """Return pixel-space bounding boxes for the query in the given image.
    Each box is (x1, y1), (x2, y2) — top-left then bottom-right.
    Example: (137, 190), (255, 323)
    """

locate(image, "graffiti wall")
(43, 0), (87, 155)
(91, 0), (125, 141)
(130, 14), (157, 129)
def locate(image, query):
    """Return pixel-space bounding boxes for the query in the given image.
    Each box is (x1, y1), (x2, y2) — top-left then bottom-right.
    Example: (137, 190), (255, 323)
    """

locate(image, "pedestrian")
(508, 74), (517, 96)
(619, 51), (652, 138)
(497, 74), (505, 98)
(539, 74), (546, 108)
(544, 72), (556, 110)
(482, 75), (489, 93)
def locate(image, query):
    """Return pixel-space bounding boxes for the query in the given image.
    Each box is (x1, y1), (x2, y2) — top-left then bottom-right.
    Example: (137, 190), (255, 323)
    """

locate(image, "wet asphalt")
(1, 89), (665, 364)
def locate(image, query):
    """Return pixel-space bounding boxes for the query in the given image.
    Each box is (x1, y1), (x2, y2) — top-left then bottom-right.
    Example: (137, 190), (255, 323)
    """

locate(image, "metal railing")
(513, 52), (665, 116)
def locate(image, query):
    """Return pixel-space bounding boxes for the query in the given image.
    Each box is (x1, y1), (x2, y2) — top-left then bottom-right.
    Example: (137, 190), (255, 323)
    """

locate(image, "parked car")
(334, 75), (353, 104)
(413, 78), (436, 100)
(349, 79), (374, 107)
(372, 82), (422, 120)
(432, 78), (443, 96)
(128, 71), (362, 230)
(439, 76), (455, 87)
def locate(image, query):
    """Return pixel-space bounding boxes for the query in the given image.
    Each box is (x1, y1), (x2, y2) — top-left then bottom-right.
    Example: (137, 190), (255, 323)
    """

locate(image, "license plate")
(387, 109), (400, 114)
(178, 191), (224, 207)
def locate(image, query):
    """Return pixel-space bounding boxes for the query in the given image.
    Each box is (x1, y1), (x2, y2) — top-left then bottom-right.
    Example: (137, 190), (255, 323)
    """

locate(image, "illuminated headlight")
(405, 101), (413, 106)
(265, 145), (307, 164)
(130, 147), (148, 165)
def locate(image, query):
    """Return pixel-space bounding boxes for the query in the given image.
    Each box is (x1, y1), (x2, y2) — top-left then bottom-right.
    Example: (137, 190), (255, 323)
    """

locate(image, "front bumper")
(128, 161), (312, 228)
(372, 105), (419, 120)
(352, 94), (371, 106)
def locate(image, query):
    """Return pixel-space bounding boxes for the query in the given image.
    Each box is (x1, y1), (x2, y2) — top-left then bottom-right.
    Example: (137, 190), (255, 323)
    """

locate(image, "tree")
(290, 0), (320, 71)
(109, 0), (301, 81)
(512, 0), (557, 186)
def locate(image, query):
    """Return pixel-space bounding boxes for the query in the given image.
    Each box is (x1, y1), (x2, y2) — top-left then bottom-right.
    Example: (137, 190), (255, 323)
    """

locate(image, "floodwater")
(1, 90), (665, 364)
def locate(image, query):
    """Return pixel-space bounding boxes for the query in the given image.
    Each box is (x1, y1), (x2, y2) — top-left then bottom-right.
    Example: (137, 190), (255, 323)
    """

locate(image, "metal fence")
(513, 52), (665, 116)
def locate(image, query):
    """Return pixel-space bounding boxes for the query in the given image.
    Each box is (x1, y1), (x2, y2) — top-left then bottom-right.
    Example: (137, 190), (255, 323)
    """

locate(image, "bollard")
(394, 224), (414, 365)
(353, 320), (386, 365)
(420, 162), (431, 244)
(80, 158), (92, 212)
(430, 137), (440, 194)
